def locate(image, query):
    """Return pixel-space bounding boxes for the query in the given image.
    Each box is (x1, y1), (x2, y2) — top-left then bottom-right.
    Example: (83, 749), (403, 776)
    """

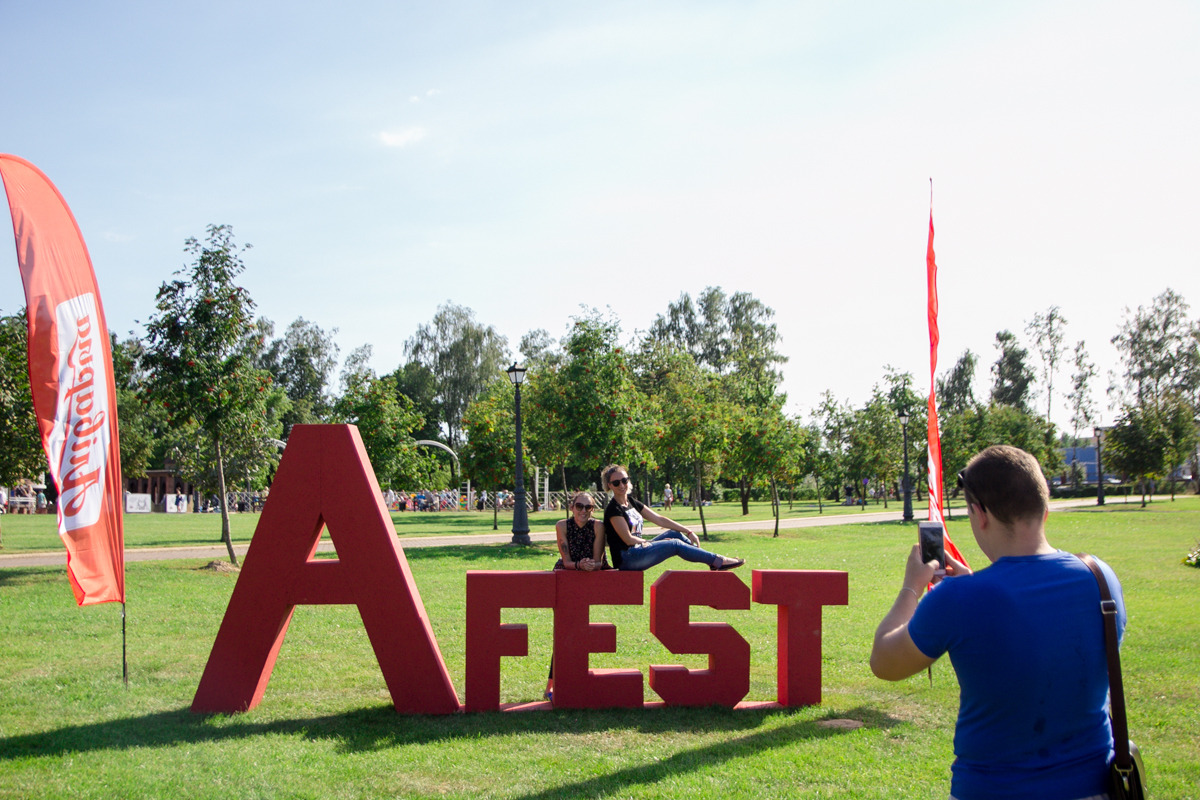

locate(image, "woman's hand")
(679, 526), (699, 545)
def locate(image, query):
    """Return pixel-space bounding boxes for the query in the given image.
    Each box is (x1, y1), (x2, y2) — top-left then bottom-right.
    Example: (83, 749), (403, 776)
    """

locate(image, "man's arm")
(870, 545), (940, 680)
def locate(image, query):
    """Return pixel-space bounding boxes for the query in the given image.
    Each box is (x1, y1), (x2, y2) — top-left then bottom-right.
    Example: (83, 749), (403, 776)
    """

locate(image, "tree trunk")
(739, 478), (750, 516)
(215, 436), (238, 566)
(561, 464), (569, 520)
(493, 485), (499, 530)
(771, 477), (780, 538)
(694, 458), (708, 541)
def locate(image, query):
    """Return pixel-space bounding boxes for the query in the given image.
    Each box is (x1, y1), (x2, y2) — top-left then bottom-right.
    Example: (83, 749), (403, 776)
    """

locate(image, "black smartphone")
(918, 522), (946, 576)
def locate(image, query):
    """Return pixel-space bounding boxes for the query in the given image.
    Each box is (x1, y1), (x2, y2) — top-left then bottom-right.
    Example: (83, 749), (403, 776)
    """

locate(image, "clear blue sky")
(3, 0), (1197, 433)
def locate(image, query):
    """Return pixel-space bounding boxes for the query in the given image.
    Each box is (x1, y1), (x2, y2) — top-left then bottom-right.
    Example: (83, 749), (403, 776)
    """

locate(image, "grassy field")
(1, 500), (1197, 798)
(0, 496), (928, 555)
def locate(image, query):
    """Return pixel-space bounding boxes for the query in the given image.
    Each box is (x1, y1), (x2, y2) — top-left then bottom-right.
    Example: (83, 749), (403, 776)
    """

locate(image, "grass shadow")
(0, 703), (901, 765)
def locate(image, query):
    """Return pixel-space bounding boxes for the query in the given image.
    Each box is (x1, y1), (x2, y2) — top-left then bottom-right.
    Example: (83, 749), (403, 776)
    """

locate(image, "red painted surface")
(191, 425), (460, 714)
(464, 571), (555, 712)
(751, 569), (849, 706)
(648, 570), (751, 707)
(189, 426), (850, 715)
(551, 570), (645, 709)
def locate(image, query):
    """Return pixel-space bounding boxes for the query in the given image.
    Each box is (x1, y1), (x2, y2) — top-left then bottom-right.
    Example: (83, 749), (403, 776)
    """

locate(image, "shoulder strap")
(1077, 553), (1132, 773)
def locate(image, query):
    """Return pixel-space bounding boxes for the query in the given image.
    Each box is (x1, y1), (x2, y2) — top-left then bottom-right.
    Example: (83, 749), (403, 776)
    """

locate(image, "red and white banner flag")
(926, 199), (967, 567)
(926, 208), (944, 526)
(1, 154), (125, 606)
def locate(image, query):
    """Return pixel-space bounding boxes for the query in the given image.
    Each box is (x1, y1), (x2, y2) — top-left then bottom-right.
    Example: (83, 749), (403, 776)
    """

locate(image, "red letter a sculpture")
(191, 425), (460, 714)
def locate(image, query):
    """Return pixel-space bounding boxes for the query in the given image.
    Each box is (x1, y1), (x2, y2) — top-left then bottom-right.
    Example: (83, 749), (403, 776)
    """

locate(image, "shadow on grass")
(0, 703), (902, 765)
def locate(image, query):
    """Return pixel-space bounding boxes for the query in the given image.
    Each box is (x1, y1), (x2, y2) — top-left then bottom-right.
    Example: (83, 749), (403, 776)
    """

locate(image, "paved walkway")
(0, 499), (1098, 568)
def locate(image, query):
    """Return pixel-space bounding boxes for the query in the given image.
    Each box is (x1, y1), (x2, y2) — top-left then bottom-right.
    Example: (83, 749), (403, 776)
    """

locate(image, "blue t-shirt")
(907, 551), (1125, 800)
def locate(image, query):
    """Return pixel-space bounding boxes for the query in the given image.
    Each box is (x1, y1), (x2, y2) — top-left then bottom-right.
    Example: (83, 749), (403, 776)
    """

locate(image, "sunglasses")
(574, 502), (595, 511)
(957, 470), (986, 513)
(610, 477), (630, 487)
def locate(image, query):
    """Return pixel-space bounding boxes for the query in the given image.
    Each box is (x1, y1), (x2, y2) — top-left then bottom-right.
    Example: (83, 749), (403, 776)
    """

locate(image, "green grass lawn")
(0, 496), (929, 554)
(1, 502), (1197, 798)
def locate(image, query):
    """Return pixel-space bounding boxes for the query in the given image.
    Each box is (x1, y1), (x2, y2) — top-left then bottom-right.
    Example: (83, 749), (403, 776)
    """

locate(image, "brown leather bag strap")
(1077, 553), (1132, 773)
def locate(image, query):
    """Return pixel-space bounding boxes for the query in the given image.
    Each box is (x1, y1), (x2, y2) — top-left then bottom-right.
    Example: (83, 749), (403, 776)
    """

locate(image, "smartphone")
(918, 522), (946, 576)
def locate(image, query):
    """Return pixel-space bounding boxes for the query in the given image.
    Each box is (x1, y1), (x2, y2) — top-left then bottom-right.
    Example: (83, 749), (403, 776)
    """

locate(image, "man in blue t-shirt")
(870, 445), (1125, 800)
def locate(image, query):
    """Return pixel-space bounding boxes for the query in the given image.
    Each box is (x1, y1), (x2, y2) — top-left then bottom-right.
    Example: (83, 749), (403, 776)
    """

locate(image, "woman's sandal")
(710, 556), (745, 571)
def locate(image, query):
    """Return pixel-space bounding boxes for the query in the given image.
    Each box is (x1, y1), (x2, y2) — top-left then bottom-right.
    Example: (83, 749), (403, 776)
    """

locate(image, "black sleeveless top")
(555, 516), (607, 569)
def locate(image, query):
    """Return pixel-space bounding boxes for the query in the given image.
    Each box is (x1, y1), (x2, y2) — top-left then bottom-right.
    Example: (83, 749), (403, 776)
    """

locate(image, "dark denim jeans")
(617, 530), (721, 571)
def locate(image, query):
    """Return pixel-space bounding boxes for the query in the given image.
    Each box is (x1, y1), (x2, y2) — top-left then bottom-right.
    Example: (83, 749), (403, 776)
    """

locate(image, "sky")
(2, 0), (1198, 435)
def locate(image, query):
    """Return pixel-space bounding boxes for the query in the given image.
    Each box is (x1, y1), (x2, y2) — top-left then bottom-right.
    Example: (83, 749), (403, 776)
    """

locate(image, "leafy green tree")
(142, 225), (277, 564)
(1067, 340), (1097, 445)
(551, 311), (649, 470)
(1111, 288), (1200, 410)
(260, 317), (340, 430)
(522, 363), (575, 505)
(1106, 404), (1169, 506)
(990, 330), (1035, 411)
(389, 360), (443, 443)
(937, 350), (979, 414)
(647, 287), (786, 389)
(404, 302), (509, 448)
(812, 391), (852, 503)
(461, 379), (532, 530)
(1026, 306), (1068, 421)
(332, 345), (428, 490)
(653, 350), (731, 538)
(1160, 392), (1198, 499)
(111, 335), (167, 479)
(0, 309), (43, 546)
(725, 393), (791, 515)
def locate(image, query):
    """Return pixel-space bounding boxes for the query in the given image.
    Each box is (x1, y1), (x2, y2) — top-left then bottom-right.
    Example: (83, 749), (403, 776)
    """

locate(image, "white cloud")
(378, 127), (427, 148)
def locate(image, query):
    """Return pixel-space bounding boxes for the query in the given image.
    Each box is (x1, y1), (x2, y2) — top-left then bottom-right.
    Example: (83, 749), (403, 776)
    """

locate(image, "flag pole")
(122, 602), (128, 687)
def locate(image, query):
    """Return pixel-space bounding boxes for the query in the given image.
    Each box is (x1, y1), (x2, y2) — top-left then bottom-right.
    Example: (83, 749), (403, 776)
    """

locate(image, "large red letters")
(191, 425), (849, 715)
(191, 425), (460, 714)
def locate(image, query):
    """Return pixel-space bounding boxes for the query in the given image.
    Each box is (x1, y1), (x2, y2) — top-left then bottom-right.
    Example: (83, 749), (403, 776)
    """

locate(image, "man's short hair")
(959, 445), (1049, 525)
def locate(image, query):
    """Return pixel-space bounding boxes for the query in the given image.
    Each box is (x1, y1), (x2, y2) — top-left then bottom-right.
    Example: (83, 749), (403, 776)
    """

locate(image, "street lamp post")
(507, 363), (531, 544)
(898, 409), (914, 522)
(1094, 425), (1105, 506)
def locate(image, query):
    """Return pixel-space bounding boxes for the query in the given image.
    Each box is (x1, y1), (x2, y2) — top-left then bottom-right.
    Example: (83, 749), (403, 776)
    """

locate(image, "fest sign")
(193, 425), (849, 714)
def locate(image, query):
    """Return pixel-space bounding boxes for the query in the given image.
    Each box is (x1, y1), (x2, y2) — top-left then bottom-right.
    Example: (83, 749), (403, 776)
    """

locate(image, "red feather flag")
(1, 154), (125, 605)
(926, 197), (967, 568)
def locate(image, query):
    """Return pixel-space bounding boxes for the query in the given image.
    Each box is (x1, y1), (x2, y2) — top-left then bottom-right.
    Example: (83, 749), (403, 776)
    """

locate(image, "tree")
(812, 391), (852, 504)
(388, 360), (443, 444)
(937, 350), (979, 415)
(1111, 288), (1200, 410)
(1066, 340), (1097, 440)
(111, 334), (167, 479)
(404, 302), (508, 448)
(1026, 306), (1068, 421)
(0, 309), (43, 547)
(142, 225), (277, 564)
(990, 330), (1035, 411)
(547, 311), (649, 471)
(653, 350), (732, 538)
(461, 380), (532, 530)
(260, 317), (340, 430)
(647, 287), (786, 388)
(1105, 404), (1169, 506)
(332, 346), (427, 490)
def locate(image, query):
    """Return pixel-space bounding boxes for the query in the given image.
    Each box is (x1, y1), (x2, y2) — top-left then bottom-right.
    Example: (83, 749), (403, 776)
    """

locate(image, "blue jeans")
(617, 531), (721, 571)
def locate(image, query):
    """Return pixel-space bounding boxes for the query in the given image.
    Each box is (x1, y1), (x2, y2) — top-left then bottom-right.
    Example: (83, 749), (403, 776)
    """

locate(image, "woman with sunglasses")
(601, 464), (744, 571)
(554, 492), (607, 571)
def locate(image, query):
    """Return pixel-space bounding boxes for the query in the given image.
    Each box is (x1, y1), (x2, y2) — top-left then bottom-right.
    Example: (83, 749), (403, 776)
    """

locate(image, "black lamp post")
(1094, 425), (1105, 507)
(507, 362), (531, 544)
(898, 409), (914, 522)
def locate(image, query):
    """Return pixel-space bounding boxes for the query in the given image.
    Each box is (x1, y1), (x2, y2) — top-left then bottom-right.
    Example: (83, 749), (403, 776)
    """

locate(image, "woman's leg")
(618, 535), (722, 570)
